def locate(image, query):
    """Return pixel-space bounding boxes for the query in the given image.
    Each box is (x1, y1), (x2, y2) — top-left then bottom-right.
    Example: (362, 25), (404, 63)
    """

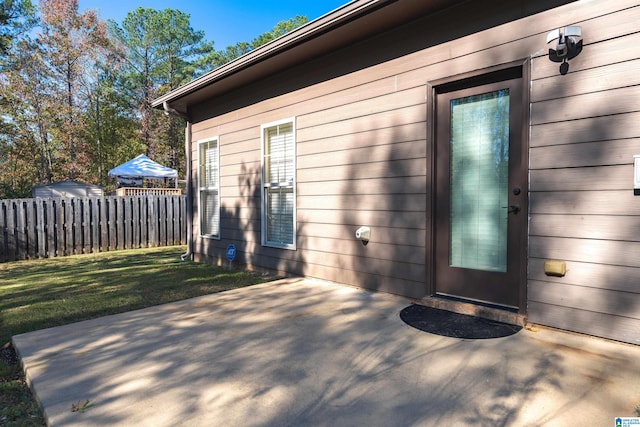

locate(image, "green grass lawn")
(0, 246), (270, 426)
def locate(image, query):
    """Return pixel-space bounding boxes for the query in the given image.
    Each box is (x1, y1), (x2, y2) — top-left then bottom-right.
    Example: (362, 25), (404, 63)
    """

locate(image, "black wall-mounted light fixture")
(547, 26), (582, 75)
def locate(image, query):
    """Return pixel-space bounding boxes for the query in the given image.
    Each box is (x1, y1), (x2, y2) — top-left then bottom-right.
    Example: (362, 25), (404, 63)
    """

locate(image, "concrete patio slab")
(13, 278), (640, 426)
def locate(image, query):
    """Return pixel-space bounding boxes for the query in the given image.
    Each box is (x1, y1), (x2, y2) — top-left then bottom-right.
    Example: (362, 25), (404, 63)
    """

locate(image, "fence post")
(171, 196), (177, 246)
(55, 198), (64, 257)
(132, 196), (140, 249)
(148, 195), (157, 247)
(45, 198), (54, 258)
(107, 197), (116, 251)
(99, 197), (108, 252)
(0, 200), (8, 262)
(181, 195), (187, 244)
(15, 199), (27, 260)
(165, 196), (173, 246)
(123, 196), (131, 249)
(72, 198), (81, 254)
(140, 195), (148, 248)
(35, 198), (46, 258)
(91, 197), (99, 253)
(24, 199), (36, 259)
(7, 200), (17, 261)
(81, 198), (88, 254)
(116, 196), (125, 250)
(159, 196), (166, 247)
(62, 198), (70, 255)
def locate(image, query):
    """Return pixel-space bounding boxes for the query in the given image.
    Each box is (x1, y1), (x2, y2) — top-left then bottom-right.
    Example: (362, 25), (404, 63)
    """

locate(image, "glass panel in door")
(449, 89), (510, 272)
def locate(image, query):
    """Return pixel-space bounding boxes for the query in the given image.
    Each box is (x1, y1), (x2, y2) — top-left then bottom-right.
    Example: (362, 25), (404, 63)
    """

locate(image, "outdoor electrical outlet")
(544, 260), (566, 277)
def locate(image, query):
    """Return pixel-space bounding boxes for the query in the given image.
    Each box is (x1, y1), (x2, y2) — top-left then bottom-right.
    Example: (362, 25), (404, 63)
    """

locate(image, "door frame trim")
(425, 59), (531, 314)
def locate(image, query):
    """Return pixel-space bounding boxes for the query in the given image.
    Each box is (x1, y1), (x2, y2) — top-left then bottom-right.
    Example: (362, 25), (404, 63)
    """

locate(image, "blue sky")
(76, 0), (348, 49)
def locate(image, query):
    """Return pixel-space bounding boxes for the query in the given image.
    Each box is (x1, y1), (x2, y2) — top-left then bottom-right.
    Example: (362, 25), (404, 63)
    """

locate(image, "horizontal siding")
(193, 0), (640, 136)
(298, 140), (426, 171)
(529, 2), (640, 344)
(302, 249), (425, 281)
(299, 86), (426, 129)
(528, 301), (640, 345)
(187, 0), (640, 342)
(529, 279), (640, 320)
(297, 158), (426, 182)
(530, 191), (640, 215)
(218, 206), (429, 231)
(217, 215), (426, 248)
(530, 165), (631, 191)
(528, 259), (639, 294)
(530, 138), (640, 169)
(531, 112), (640, 147)
(531, 85), (640, 125)
(531, 28), (640, 80)
(530, 214), (640, 241)
(298, 195), (426, 212)
(530, 236), (640, 268)
(532, 58), (640, 103)
(299, 106), (427, 143)
(222, 149), (260, 168)
(297, 176), (427, 196)
(300, 223), (425, 246)
(194, 71), (430, 293)
(300, 209), (425, 230)
(298, 122), (427, 156)
(211, 228), (425, 267)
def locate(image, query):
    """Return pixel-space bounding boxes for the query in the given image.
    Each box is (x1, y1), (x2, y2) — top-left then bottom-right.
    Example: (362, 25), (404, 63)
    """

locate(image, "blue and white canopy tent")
(108, 154), (178, 189)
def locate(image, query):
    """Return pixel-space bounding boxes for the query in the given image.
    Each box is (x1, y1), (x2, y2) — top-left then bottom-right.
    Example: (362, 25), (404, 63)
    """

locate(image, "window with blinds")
(261, 119), (296, 249)
(198, 137), (220, 238)
(449, 89), (509, 272)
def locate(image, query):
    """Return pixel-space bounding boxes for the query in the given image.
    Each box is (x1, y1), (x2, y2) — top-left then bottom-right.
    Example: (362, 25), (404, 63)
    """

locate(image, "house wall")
(527, 2), (640, 344)
(189, 0), (640, 343)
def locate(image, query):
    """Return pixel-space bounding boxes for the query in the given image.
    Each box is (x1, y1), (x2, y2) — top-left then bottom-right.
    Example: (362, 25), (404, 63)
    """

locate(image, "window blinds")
(449, 89), (509, 272)
(265, 123), (294, 185)
(199, 139), (219, 237)
(263, 122), (294, 247)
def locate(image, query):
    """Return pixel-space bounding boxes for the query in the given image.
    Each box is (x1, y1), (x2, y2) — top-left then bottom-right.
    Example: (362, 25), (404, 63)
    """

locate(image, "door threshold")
(418, 294), (526, 327)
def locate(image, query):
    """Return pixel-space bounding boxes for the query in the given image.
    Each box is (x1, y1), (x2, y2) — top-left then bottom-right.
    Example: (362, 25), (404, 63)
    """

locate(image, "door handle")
(502, 204), (521, 214)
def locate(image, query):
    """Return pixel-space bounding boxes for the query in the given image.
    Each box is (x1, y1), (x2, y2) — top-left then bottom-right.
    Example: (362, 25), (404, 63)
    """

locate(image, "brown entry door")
(434, 71), (526, 309)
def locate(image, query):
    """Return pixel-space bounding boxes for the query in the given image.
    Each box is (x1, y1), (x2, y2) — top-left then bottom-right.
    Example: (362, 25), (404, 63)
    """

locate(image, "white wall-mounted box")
(635, 155), (640, 195)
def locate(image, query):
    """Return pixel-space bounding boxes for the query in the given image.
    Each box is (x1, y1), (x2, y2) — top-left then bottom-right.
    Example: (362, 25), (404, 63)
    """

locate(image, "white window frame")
(197, 136), (221, 239)
(261, 117), (296, 250)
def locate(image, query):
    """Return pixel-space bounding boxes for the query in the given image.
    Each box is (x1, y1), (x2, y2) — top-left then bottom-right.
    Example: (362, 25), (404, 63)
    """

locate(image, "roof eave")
(151, 0), (391, 110)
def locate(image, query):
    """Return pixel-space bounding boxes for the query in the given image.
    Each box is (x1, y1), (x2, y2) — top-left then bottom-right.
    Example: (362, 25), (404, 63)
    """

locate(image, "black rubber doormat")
(400, 304), (522, 339)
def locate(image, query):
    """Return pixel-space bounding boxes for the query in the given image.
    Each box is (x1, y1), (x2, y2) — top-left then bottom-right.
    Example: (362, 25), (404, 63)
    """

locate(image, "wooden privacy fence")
(0, 195), (187, 262)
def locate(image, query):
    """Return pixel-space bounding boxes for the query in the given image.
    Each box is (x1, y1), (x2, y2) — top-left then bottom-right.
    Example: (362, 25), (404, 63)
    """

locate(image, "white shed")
(32, 179), (104, 198)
